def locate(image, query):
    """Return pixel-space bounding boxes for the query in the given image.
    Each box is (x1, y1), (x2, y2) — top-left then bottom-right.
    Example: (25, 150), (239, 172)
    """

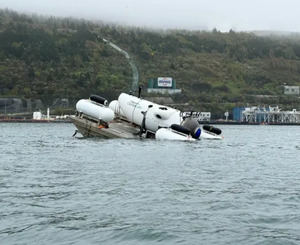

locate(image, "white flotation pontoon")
(155, 122), (223, 141)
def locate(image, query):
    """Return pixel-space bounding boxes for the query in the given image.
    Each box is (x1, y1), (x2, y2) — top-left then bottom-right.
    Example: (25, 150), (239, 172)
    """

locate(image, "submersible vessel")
(70, 93), (223, 141)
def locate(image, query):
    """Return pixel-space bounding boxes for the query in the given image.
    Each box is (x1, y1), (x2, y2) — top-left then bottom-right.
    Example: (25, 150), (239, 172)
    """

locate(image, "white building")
(33, 111), (42, 120)
(198, 112), (211, 121)
(284, 86), (299, 95)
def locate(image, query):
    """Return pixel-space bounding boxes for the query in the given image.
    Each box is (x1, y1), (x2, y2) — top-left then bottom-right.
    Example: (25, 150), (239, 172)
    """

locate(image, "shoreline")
(1, 119), (299, 126)
(198, 120), (300, 126)
(0, 119), (71, 123)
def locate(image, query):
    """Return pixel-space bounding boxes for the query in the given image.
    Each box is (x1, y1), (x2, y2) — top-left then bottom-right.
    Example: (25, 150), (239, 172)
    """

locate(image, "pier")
(241, 106), (300, 124)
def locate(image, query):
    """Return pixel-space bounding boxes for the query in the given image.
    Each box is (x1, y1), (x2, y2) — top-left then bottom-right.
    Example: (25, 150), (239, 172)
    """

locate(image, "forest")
(1, 9), (300, 117)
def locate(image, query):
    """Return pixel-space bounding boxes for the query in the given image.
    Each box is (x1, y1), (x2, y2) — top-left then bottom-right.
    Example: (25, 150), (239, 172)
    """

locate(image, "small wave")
(109, 228), (178, 243)
(0, 224), (35, 235)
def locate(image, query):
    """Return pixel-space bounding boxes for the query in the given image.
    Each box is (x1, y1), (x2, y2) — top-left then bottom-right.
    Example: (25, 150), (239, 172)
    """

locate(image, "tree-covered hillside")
(1, 9), (300, 117)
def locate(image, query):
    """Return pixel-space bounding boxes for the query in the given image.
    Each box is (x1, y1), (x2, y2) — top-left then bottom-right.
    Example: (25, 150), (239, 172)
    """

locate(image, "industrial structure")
(233, 106), (300, 124)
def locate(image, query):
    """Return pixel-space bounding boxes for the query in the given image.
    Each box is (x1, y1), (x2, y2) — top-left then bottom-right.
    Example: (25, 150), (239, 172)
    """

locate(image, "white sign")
(158, 77), (172, 88)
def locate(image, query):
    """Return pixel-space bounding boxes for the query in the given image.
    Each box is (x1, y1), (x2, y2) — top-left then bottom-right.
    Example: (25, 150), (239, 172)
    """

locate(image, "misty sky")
(1, 0), (300, 32)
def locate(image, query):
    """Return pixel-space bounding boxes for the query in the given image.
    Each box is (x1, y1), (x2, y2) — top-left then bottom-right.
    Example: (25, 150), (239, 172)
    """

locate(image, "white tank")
(109, 100), (119, 114)
(76, 99), (115, 122)
(108, 100), (126, 118)
(117, 93), (182, 132)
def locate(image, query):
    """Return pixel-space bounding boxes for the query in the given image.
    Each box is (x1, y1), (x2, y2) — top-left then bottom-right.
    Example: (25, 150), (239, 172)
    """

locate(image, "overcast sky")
(1, 0), (300, 32)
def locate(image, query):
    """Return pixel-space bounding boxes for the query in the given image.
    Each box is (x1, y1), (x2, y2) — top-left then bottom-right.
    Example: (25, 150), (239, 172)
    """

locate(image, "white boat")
(70, 93), (223, 141)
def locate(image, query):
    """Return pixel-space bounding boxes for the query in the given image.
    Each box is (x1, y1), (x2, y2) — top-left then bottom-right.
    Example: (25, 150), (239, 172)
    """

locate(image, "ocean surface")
(1, 123), (300, 245)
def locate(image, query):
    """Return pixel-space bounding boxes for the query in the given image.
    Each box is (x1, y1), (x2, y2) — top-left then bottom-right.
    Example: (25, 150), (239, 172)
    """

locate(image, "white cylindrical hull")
(76, 99), (115, 122)
(117, 93), (181, 132)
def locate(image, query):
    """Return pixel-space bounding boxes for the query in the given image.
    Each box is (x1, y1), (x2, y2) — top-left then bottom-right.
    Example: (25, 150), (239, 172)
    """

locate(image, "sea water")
(1, 123), (300, 245)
